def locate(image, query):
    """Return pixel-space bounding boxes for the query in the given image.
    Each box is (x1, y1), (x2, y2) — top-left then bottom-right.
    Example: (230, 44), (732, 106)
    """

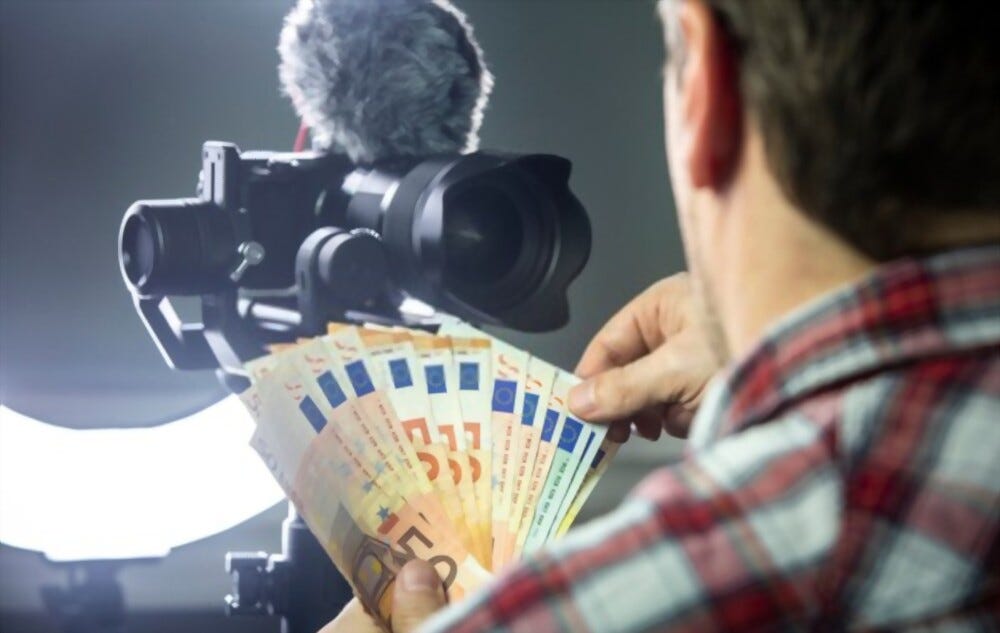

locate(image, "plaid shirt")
(422, 245), (1000, 632)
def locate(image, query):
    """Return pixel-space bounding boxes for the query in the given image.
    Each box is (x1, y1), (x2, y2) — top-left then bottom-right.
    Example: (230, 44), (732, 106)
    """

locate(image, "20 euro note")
(513, 376), (571, 558)
(522, 373), (609, 554)
(498, 356), (556, 564)
(554, 435), (621, 538)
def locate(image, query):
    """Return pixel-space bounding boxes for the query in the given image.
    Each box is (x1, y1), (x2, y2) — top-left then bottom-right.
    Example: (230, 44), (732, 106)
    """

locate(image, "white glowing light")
(0, 397), (284, 562)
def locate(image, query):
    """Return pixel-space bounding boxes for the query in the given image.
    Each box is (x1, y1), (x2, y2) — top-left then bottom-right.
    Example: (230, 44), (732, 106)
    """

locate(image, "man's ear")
(677, 0), (743, 190)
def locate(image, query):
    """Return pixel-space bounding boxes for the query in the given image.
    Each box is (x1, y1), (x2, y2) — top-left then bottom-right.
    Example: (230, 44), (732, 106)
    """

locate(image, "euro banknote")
(239, 322), (617, 630)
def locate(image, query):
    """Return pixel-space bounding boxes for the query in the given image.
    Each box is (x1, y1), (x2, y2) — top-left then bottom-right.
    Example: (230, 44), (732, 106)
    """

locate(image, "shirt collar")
(689, 244), (1000, 450)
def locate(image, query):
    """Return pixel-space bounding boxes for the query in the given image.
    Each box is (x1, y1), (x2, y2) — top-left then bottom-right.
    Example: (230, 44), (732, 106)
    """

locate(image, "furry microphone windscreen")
(277, 0), (494, 165)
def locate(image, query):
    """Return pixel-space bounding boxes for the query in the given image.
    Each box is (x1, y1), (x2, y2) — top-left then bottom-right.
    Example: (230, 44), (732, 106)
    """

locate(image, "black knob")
(224, 551), (270, 616)
(316, 228), (390, 308)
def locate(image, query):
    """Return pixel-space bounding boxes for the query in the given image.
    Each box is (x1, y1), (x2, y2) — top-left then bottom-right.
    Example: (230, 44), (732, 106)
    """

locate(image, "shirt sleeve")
(419, 413), (842, 633)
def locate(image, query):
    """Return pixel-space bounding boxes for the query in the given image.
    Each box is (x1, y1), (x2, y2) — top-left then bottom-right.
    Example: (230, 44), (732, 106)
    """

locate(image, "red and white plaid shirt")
(422, 245), (1000, 632)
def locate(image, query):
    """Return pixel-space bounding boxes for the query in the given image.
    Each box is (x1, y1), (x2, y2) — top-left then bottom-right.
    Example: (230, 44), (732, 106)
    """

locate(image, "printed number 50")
(398, 527), (458, 588)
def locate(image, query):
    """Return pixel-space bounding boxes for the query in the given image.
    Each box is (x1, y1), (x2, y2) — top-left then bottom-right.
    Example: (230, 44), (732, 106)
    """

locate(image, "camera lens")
(118, 199), (236, 296)
(443, 186), (524, 285)
(121, 214), (156, 287)
(363, 152), (590, 330)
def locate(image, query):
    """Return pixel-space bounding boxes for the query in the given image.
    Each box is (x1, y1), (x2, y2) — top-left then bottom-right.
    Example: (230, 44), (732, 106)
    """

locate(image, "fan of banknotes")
(237, 321), (618, 628)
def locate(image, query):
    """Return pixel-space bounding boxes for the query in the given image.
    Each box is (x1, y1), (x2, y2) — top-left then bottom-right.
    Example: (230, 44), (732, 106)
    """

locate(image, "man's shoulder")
(791, 347), (1000, 472)
(791, 349), (1000, 626)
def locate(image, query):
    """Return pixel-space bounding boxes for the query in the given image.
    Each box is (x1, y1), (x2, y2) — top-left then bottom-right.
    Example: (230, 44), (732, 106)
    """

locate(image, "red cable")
(293, 119), (310, 152)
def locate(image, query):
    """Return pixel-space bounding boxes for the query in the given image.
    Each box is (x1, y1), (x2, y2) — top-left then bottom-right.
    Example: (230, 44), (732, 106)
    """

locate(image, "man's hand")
(318, 560), (446, 633)
(568, 273), (721, 440)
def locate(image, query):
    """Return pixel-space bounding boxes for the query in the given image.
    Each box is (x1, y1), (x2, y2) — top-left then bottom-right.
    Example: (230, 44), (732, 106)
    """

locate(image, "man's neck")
(712, 131), (1000, 362)
(719, 161), (875, 360)
(732, 217), (874, 359)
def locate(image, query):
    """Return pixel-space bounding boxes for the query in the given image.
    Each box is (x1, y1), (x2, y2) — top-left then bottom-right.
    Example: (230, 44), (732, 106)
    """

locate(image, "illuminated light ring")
(0, 396), (284, 562)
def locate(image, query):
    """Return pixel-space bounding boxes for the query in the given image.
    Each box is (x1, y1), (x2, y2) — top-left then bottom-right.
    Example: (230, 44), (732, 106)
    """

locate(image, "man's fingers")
(317, 598), (381, 633)
(569, 346), (685, 422)
(606, 420), (632, 443)
(574, 282), (668, 379)
(574, 312), (647, 379)
(391, 560), (447, 633)
(575, 274), (694, 379)
(632, 408), (663, 441)
(661, 402), (696, 438)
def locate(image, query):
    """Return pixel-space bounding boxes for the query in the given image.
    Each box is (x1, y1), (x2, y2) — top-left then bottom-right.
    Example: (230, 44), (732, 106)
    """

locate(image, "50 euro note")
(281, 338), (451, 530)
(438, 322), (527, 570)
(450, 336), (493, 565)
(410, 332), (483, 557)
(355, 329), (482, 564)
(239, 367), (490, 632)
(321, 328), (459, 528)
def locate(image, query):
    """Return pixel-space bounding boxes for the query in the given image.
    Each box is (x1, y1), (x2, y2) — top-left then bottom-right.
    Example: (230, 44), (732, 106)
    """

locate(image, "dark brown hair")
(668, 0), (1000, 260)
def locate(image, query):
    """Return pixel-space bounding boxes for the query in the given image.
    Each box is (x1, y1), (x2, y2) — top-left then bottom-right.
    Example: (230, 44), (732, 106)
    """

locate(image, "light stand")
(225, 505), (351, 633)
(41, 560), (128, 633)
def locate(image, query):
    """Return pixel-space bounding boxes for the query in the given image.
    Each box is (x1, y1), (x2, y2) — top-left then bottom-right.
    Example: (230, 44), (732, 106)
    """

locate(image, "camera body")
(119, 141), (591, 385)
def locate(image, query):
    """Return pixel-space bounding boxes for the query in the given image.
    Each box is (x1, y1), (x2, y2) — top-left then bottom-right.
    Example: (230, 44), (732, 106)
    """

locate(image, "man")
(326, 0), (1000, 630)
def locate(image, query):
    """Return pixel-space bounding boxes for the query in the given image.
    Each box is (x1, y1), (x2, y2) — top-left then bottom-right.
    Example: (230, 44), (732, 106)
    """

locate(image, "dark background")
(0, 1), (685, 630)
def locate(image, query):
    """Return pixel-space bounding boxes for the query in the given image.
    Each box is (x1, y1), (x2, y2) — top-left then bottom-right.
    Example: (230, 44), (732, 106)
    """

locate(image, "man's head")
(659, 0), (1000, 359)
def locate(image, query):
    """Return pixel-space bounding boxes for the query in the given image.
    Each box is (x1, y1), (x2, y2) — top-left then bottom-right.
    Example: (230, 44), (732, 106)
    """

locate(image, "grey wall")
(0, 0), (685, 626)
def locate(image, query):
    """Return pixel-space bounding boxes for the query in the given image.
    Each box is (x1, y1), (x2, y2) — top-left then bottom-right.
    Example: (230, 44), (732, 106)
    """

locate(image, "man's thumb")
(392, 560), (446, 633)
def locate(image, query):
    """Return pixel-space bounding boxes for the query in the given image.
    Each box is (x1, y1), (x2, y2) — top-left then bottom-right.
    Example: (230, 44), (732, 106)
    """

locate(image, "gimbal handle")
(134, 295), (217, 370)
